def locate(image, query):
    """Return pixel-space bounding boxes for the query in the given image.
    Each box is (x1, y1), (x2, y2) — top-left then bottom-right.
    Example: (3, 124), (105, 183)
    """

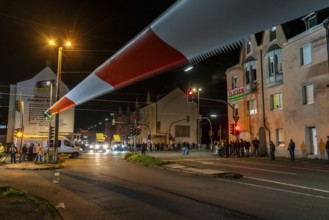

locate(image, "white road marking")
(244, 176), (329, 194)
(217, 178), (329, 200)
(217, 164), (296, 175)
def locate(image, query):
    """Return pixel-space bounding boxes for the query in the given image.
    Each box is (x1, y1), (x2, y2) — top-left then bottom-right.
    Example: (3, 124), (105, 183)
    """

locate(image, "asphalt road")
(1, 151), (329, 219)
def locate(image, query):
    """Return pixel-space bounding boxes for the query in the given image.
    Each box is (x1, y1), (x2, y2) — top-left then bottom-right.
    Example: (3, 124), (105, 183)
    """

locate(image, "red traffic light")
(187, 90), (194, 103)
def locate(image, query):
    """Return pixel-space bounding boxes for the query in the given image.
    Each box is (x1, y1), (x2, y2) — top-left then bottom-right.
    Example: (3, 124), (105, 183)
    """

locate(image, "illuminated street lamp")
(49, 39), (72, 162)
(193, 87), (202, 147)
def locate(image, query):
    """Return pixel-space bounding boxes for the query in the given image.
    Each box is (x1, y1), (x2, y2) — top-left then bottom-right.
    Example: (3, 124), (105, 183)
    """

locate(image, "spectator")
(9, 144), (17, 163)
(325, 136), (329, 164)
(21, 144), (28, 162)
(288, 139), (295, 161)
(0, 143), (4, 160)
(252, 137), (260, 157)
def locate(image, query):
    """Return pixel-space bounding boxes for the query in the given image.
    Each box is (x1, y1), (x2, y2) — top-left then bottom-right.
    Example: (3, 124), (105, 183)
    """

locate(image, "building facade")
(7, 66), (75, 145)
(137, 88), (198, 149)
(226, 15), (329, 159)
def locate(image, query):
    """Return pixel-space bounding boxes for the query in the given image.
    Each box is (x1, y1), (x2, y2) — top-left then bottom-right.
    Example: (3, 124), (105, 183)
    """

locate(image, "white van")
(22, 135), (83, 159)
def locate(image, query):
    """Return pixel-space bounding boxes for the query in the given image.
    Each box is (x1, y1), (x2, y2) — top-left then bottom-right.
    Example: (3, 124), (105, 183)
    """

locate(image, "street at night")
(1, 152), (329, 219)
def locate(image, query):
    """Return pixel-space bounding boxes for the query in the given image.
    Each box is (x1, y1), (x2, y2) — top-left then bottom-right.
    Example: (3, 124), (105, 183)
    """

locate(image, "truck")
(21, 135), (83, 159)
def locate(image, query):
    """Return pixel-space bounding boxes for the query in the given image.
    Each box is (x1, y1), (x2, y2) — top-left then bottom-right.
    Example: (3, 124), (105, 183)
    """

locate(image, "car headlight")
(103, 145), (109, 149)
(95, 145), (100, 149)
(90, 145), (94, 149)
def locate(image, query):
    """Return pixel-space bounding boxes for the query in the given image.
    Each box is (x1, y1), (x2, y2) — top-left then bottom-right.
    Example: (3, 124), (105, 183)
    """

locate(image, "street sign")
(233, 115), (239, 123)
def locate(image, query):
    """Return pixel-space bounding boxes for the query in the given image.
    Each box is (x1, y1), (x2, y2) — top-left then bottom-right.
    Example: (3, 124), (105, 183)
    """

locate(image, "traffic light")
(49, 126), (55, 139)
(235, 125), (240, 136)
(136, 123), (142, 135)
(129, 122), (135, 135)
(187, 89), (194, 103)
(229, 124), (235, 135)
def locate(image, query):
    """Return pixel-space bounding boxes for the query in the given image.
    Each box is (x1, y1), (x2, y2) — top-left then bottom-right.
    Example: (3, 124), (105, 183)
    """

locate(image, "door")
(311, 127), (318, 156)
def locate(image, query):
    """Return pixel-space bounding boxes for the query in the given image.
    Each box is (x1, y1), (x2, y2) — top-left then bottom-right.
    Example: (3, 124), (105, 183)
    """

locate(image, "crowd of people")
(0, 142), (44, 164)
(214, 137), (261, 158)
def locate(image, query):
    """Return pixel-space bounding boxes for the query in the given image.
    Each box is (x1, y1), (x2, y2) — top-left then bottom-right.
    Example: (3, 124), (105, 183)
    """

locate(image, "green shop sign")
(228, 87), (245, 103)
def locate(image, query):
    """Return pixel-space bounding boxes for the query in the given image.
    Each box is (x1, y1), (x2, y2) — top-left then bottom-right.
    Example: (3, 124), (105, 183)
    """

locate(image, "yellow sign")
(113, 135), (120, 141)
(96, 133), (105, 141)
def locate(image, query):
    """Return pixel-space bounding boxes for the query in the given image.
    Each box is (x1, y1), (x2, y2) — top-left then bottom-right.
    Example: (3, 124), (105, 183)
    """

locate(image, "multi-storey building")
(226, 13), (329, 159)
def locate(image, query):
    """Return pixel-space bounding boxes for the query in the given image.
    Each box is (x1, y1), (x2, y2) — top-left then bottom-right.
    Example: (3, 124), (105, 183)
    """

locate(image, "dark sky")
(0, 0), (239, 129)
(1, 1), (328, 130)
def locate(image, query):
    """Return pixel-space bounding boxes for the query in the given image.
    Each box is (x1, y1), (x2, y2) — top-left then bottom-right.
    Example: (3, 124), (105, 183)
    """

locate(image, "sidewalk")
(1, 156), (64, 170)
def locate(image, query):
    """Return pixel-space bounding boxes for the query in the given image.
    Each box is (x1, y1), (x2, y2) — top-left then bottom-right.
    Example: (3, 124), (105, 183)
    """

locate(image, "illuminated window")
(270, 93), (283, 111)
(247, 99), (257, 115)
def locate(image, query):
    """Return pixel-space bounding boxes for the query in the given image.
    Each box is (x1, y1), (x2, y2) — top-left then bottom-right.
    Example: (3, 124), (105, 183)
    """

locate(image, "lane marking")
(216, 164), (296, 175)
(244, 176), (329, 194)
(217, 178), (329, 200)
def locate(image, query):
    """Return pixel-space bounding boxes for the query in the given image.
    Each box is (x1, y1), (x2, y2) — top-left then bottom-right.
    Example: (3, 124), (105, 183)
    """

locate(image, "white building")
(7, 66), (74, 144)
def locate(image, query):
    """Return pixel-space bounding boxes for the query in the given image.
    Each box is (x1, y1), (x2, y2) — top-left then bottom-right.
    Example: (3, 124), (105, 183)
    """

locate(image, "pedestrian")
(28, 143), (34, 162)
(240, 139), (245, 158)
(288, 139), (295, 161)
(244, 140), (251, 157)
(35, 143), (42, 164)
(0, 143), (4, 160)
(21, 144), (28, 162)
(269, 141), (275, 160)
(141, 143), (146, 155)
(325, 136), (329, 164)
(9, 144), (17, 163)
(252, 137), (260, 157)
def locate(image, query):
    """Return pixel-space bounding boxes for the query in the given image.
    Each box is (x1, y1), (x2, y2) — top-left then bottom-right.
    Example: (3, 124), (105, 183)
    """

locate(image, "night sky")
(1, 1), (328, 130)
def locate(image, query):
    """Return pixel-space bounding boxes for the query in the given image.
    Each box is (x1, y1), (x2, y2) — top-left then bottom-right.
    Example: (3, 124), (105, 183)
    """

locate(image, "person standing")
(269, 141), (275, 160)
(21, 144), (28, 162)
(326, 136), (329, 164)
(9, 144), (17, 163)
(252, 137), (260, 157)
(288, 139), (296, 161)
(0, 143), (4, 160)
(28, 143), (34, 162)
(35, 143), (42, 164)
(244, 140), (251, 157)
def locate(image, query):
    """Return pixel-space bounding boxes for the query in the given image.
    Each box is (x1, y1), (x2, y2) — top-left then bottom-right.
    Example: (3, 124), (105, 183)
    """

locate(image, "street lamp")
(193, 87), (202, 147)
(46, 81), (53, 163)
(49, 40), (71, 162)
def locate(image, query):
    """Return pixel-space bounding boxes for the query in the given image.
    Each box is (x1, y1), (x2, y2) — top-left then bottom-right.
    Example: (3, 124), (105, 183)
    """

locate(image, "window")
(270, 93), (283, 111)
(300, 43), (312, 65)
(175, 125), (190, 137)
(303, 84), (314, 104)
(270, 26), (277, 41)
(247, 99), (257, 115)
(233, 104), (239, 116)
(232, 76), (238, 89)
(266, 49), (283, 86)
(276, 128), (285, 146)
(156, 121), (161, 132)
(244, 61), (257, 84)
(246, 40), (252, 54)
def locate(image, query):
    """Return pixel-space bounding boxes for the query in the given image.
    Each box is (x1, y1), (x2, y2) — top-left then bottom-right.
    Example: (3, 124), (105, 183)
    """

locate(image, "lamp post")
(193, 87), (202, 147)
(46, 81), (53, 163)
(51, 40), (71, 162)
